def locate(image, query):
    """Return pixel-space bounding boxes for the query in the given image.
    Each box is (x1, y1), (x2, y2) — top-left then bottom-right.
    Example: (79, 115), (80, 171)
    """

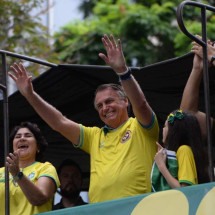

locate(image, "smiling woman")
(0, 122), (60, 215)
(10, 122), (48, 162)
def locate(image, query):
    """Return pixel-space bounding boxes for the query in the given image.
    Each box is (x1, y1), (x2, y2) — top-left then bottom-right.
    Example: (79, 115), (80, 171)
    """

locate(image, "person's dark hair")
(57, 159), (83, 200)
(57, 159), (82, 177)
(9, 122), (48, 161)
(165, 110), (209, 183)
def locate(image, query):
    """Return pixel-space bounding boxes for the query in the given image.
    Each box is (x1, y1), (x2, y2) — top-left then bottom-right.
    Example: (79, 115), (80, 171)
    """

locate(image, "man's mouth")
(105, 111), (114, 118)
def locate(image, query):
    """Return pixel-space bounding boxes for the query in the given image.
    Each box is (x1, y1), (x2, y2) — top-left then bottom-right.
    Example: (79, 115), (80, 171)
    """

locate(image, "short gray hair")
(94, 83), (127, 109)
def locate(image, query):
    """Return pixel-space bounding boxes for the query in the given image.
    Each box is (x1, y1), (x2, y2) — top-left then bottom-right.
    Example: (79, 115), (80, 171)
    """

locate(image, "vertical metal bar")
(0, 49), (55, 215)
(201, 8), (214, 181)
(1, 53), (10, 215)
(177, 0), (215, 182)
(0, 46), (55, 215)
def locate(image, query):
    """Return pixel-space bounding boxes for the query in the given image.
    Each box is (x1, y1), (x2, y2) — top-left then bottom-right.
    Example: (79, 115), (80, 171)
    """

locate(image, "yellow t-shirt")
(177, 145), (198, 185)
(0, 162), (60, 215)
(79, 117), (159, 203)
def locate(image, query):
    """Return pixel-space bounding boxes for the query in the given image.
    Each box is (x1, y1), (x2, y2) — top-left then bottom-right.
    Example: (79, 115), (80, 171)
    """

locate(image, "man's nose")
(103, 104), (109, 111)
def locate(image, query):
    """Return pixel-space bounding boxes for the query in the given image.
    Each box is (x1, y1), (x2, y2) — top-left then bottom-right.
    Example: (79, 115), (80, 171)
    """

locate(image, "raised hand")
(154, 142), (167, 167)
(9, 62), (33, 97)
(191, 35), (215, 66)
(99, 34), (127, 74)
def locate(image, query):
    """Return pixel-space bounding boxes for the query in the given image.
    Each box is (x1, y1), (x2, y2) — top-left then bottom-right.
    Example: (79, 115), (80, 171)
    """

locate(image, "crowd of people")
(0, 34), (214, 214)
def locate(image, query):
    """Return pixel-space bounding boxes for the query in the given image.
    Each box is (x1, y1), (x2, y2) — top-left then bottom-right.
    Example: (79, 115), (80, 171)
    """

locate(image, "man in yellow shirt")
(9, 34), (159, 203)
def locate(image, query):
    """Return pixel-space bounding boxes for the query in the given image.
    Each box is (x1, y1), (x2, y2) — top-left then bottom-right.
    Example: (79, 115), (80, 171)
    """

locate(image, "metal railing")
(177, 0), (215, 182)
(1, 1), (215, 214)
(0, 50), (57, 215)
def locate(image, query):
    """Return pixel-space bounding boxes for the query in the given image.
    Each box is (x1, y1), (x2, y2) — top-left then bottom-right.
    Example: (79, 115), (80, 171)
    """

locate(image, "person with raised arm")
(180, 37), (215, 137)
(9, 34), (159, 203)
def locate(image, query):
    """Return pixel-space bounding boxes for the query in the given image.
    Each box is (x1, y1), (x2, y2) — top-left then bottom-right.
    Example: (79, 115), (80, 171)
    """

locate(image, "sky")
(48, 0), (83, 34)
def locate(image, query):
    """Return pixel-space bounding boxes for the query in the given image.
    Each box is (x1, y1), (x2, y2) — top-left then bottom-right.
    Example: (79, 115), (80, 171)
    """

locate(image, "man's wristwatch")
(210, 56), (215, 66)
(13, 171), (24, 182)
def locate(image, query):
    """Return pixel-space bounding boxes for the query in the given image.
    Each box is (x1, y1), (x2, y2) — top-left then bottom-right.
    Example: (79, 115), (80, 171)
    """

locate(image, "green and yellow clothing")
(177, 145), (198, 185)
(151, 150), (178, 192)
(0, 162), (60, 215)
(78, 116), (159, 203)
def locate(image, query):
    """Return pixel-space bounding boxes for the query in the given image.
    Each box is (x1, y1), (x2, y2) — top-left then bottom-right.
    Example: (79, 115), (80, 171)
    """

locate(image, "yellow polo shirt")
(177, 145), (198, 185)
(0, 162), (60, 215)
(79, 116), (159, 203)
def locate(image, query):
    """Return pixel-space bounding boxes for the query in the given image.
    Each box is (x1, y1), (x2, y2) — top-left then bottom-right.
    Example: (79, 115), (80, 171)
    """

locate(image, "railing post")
(1, 53), (10, 215)
(176, 0), (215, 181)
(0, 50), (56, 215)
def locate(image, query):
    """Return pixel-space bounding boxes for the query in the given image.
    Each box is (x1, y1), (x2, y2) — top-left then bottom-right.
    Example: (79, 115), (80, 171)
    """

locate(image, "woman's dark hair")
(165, 110), (209, 183)
(9, 122), (48, 161)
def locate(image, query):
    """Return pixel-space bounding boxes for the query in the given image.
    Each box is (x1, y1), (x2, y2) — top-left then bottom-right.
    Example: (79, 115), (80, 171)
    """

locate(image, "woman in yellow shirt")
(0, 122), (60, 215)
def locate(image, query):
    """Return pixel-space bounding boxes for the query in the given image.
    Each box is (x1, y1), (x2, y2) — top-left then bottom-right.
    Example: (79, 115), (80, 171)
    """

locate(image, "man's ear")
(124, 97), (129, 106)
